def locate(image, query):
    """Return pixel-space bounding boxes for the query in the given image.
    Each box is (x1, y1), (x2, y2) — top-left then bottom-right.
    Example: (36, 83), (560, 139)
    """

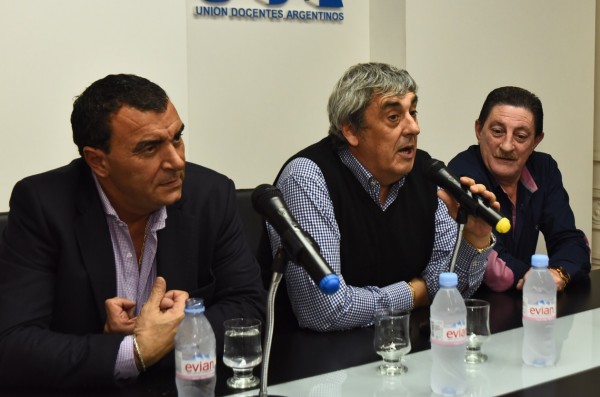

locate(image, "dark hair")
(478, 86), (544, 137)
(71, 74), (169, 155)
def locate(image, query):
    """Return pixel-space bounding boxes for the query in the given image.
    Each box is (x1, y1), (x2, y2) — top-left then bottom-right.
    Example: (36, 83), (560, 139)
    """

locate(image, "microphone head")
(423, 158), (457, 188)
(496, 217), (511, 234)
(251, 184), (282, 215)
(423, 158), (446, 178)
(319, 274), (340, 295)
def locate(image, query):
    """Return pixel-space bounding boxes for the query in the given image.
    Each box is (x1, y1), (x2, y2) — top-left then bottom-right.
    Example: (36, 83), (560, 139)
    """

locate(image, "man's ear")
(475, 119), (483, 143)
(82, 146), (109, 178)
(341, 123), (359, 147)
(533, 132), (544, 150)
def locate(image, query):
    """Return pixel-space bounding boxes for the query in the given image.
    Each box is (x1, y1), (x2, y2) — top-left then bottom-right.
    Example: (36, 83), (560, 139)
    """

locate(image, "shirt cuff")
(114, 334), (140, 381)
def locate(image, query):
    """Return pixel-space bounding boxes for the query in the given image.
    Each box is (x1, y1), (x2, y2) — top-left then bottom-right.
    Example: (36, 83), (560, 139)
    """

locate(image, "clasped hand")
(104, 276), (188, 368)
(516, 268), (567, 292)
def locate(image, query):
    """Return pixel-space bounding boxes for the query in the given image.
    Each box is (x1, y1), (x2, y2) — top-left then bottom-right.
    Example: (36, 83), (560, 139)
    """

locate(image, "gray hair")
(327, 62), (418, 148)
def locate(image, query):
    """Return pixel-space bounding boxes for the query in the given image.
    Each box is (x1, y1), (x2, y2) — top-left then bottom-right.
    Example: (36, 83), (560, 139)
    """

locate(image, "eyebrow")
(133, 138), (162, 154)
(132, 123), (185, 153)
(380, 94), (418, 110)
(489, 120), (533, 134)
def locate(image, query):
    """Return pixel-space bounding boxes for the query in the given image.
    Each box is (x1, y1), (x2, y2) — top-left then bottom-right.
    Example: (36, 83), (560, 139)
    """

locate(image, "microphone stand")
(258, 247), (288, 397)
(449, 207), (468, 273)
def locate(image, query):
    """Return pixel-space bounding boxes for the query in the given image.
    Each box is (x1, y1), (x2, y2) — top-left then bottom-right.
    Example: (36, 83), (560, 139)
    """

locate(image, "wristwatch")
(550, 266), (570, 290)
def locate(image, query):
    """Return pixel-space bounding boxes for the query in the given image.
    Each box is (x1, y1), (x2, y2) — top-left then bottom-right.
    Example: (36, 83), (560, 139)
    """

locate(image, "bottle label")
(175, 351), (216, 380)
(523, 299), (556, 321)
(430, 318), (467, 345)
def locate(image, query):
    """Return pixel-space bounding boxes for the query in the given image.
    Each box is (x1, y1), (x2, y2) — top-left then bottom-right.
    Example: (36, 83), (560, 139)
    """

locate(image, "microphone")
(424, 158), (511, 234)
(251, 184), (340, 295)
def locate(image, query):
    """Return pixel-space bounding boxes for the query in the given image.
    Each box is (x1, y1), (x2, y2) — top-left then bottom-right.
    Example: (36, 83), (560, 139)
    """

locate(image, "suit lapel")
(74, 168), (117, 322)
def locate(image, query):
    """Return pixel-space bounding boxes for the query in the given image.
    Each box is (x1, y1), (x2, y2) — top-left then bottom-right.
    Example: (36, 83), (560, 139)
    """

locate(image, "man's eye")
(410, 110), (418, 119)
(174, 132), (184, 143)
(144, 145), (157, 154)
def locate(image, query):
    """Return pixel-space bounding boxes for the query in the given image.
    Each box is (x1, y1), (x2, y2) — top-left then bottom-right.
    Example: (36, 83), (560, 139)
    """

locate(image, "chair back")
(0, 212), (8, 247)
(0, 212), (8, 236)
(235, 189), (299, 331)
(235, 189), (264, 257)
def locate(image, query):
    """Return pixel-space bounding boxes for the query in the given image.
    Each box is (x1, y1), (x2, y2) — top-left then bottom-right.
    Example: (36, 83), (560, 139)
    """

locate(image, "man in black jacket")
(448, 86), (590, 292)
(0, 74), (266, 389)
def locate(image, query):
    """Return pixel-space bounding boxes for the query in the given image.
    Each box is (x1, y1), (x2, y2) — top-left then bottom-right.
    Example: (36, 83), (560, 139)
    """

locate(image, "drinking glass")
(464, 299), (491, 364)
(373, 308), (411, 375)
(223, 318), (262, 389)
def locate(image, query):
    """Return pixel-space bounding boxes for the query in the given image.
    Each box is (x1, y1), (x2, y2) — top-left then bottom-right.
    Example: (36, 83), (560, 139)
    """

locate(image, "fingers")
(518, 271), (563, 291)
(105, 297), (136, 311)
(437, 177), (498, 217)
(516, 278), (525, 290)
(449, 176), (497, 249)
(160, 290), (189, 311)
(170, 289), (189, 307)
(144, 277), (167, 310)
(459, 176), (500, 210)
(104, 297), (137, 335)
(159, 296), (175, 311)
(133, 278), (188, 368)
(548, 269), (566, 291)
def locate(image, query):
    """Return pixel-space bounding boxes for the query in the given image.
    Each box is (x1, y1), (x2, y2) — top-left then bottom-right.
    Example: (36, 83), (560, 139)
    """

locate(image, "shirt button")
(126, 252), (133, 259)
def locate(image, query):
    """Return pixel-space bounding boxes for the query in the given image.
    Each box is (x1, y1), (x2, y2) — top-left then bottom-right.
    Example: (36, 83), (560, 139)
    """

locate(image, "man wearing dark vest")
(266, 62), (498, 331)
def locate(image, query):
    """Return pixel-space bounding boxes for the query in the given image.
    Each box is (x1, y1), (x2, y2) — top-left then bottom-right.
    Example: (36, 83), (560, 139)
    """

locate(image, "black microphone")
(424, 158), (511, 234)
(251, 184), (340, 295)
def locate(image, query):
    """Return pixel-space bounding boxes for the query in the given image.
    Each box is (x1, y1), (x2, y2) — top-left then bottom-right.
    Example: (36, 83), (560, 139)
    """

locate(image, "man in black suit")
(0, 74), (266, 389)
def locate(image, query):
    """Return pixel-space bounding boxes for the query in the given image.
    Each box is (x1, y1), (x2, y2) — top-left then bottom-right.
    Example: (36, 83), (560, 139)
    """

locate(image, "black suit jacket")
(0, 159), (266, 389)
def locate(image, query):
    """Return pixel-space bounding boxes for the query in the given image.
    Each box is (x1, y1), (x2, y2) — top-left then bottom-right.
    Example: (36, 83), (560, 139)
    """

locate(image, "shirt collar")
(520, 165), (538, 193)
(337, 147), (404, 209)
(91, 172), (167, 230)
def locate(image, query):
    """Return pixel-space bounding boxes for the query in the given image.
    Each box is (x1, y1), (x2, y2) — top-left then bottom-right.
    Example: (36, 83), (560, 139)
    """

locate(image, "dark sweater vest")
(285, 137), (438, 286)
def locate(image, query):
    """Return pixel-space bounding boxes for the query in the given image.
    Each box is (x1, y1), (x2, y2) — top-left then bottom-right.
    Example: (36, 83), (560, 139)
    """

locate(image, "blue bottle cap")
(184, 297), (205, 314)
(531, 254), (549, 268)
(439, 272), (458, 288)
(319, 274), (340, 295)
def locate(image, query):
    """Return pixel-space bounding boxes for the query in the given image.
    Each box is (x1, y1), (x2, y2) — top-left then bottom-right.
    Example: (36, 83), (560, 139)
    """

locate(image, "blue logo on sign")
(203, 0), (343, 7)
(309, 0), (343, 6)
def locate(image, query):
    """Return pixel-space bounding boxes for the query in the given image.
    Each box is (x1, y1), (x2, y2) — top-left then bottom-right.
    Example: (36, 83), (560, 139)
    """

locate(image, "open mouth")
(160, 175), (183, 188)
(398, 145), (414, 155)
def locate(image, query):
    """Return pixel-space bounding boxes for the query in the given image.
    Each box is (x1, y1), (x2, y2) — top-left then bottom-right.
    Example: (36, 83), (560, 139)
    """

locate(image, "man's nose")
(499, 134), (514, 151)
(162, 144), (185, 169)
(404, 116), (420, 136)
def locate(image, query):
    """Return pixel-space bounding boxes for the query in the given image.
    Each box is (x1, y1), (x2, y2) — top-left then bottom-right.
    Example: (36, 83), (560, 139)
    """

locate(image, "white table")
(229, 307), (600, 396)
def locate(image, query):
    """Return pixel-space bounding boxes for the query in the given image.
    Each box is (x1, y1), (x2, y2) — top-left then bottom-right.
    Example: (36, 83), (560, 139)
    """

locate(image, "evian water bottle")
(430, 272), (467, 396)
(522, 254), (556, 367)
(175, 298), (216, 397)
